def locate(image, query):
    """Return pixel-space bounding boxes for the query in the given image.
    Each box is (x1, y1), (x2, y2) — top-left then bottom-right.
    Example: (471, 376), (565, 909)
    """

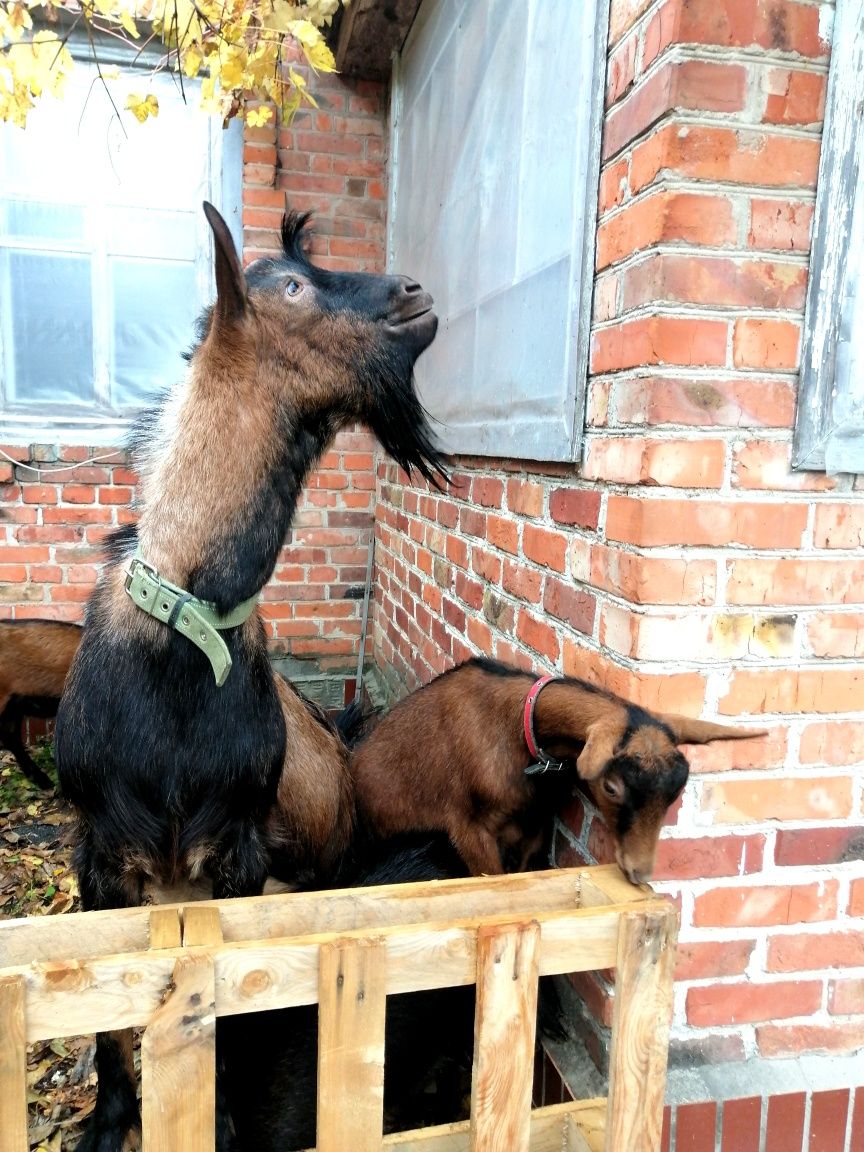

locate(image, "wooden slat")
(470, 921), (540, 1152)
(0, 905), (155, 967)
(605, 906), (678, 1152)
(365, 1100), (607, 1152)
(317, 937), (387, 1152)
(0, 866), (646, 966)
(7, 901), (643, 1042)
(141, 952), (217, 1152)
(578, 868), (648, 907)
(0, 976), (27, 1152)
(149, 908), (182, 950)
(141, 905), (222, 1152)
(565, 1100), (605, 1152)
(184, 906), (223, 948)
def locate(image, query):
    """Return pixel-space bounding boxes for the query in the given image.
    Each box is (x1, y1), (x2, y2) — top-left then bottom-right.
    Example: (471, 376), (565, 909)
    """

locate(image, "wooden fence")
(0, 864), (677, 1152)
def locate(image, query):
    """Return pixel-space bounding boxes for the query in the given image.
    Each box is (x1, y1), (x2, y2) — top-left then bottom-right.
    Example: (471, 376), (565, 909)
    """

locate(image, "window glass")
(389, 0), (607, 461)
(110, 257), (199, 407)
(5, 251), (95, 405)
(0, 60), (236, 442)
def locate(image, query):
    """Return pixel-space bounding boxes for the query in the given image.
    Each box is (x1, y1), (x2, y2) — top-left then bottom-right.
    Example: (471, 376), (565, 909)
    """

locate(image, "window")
(388, 0), (608, 462)
(0, 55), (241, 444)
(793, 0), (864, 474)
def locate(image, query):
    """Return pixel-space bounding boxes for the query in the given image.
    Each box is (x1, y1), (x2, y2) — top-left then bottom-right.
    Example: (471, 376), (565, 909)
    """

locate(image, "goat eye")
(285, 279), (304, 298)
(602, 777), (621, 800)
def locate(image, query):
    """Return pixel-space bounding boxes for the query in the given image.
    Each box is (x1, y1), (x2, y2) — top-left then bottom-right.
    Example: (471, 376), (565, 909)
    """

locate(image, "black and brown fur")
(0, 620), (81, 788)
(350, 658), (766, 884)
(54, 202), (446, 1152)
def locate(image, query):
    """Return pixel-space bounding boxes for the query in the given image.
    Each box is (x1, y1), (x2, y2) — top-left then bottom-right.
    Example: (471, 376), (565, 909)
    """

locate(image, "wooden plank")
(317, 937), (387, 1152)
(7, 901), (645, 1042)
(141, 902), (222, 1152)
(470, 921), (540, 1152)
(0, 976), (27, 1152)
(0, 905), (155, 966)
(141, 951), (217, 1152)
(605, 906), (678, 1152)
(335, 0), (423, 78)
(150, 908), (182, 950)
(0, 867), (650, 966)
(184, 906), (223, 948)
(210, 867), (600, 943)
(566, 1100), (605, 1152)
(577, 868), (647, 907)
(361, 1100), (606, 1152)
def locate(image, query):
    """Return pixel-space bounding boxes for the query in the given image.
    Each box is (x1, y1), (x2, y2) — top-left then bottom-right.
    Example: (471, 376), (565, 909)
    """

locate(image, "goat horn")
(657, 714), (769, 746)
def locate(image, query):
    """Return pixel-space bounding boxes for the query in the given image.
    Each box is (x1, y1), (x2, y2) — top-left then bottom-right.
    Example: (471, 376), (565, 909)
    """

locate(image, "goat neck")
(530, 678), (623, 761)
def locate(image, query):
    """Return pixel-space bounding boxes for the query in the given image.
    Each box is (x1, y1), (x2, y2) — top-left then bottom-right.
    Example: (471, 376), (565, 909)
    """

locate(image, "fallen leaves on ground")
(0, 743), (97, 1149)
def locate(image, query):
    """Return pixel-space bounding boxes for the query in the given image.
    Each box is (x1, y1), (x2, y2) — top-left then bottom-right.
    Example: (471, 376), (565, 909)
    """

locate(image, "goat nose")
(398, 276), (424, 295)
(616, 849), (652, 887)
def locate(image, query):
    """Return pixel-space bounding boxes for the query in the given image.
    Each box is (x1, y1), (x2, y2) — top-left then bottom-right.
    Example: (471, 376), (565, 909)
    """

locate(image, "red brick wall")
(373, 0), (864, 1064)
(0, 69), (387, 672)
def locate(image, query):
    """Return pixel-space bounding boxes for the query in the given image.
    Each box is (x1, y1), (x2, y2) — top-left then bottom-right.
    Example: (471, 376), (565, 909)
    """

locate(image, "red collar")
(523, 676), (565, 774)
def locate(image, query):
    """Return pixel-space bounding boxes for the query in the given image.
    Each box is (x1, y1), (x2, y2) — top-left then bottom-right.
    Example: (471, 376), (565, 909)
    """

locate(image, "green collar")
(124, 555), (259, 686)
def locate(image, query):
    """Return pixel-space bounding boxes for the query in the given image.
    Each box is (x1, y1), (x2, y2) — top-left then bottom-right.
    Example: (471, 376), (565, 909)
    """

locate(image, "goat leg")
(451, 824), (505, 876)
(0, 703), (54, 790)
(76, 842), (142, 1152)
(75, 1032), (141, 1152)
(211, 817), (270, 900)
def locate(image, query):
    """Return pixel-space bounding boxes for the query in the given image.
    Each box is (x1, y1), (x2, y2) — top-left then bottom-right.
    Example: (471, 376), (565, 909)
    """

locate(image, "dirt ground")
(0, 743), (95, 1151)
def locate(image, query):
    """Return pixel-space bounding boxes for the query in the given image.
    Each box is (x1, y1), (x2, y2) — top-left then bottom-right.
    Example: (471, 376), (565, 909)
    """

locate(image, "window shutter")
(388, 0), (608, 462)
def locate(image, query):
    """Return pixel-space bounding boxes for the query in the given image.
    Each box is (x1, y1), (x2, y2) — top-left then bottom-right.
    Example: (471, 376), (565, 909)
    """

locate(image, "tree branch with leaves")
(0, 0), (344, 127)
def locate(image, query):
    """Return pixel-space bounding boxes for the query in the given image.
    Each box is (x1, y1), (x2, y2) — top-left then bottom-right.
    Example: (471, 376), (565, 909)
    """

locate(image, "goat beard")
(366, 364), (450, 489)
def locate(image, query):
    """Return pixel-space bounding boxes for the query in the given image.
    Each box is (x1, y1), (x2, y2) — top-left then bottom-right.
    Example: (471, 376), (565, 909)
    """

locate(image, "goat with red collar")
(349, 657), (766, 883)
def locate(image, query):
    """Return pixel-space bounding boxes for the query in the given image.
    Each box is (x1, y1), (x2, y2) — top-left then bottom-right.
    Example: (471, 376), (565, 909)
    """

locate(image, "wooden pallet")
(0, 865), (677, 1152)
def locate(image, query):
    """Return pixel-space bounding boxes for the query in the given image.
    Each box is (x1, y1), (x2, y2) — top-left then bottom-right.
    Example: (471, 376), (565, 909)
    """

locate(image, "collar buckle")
(524, 754), (566, 776)
(124, 555), (157, 593)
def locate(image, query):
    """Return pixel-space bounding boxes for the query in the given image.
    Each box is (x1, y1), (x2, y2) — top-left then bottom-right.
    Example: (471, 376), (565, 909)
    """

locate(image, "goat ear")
(657, 713), (768, 746)
(576, 725), (618, 781)
(203, 201), (247, 324)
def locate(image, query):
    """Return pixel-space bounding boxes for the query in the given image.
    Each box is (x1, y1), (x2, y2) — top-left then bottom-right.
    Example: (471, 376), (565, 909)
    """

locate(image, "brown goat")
(54, 203), (445, 1152)
(0, 621), (81, 789)
(350, 658), (767, 884)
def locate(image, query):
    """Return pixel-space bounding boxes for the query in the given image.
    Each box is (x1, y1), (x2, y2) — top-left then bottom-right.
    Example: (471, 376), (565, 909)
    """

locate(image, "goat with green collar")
(54, 202), (447, 1152)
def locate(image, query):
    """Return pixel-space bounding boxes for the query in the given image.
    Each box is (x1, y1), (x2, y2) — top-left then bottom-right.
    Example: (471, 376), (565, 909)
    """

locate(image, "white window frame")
(0, 37), (242, 446)
(793, 0), (864, 474)
(387, 0), (609, 463)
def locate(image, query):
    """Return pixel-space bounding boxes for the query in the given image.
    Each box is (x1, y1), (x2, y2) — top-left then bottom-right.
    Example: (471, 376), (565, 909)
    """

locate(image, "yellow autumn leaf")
(285, 17), (319, 47)
(5, 2), (33, 35)
(125, 91), (159, 122)
(118, 6), (139, 38)
(182, 43), (203, 77)
(261, 0), (302, 34)
(301, 36), (335, 73)
(245, 104), (273, 127)
(281, 84), (301, 122)
(217, 44), (247, 90)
